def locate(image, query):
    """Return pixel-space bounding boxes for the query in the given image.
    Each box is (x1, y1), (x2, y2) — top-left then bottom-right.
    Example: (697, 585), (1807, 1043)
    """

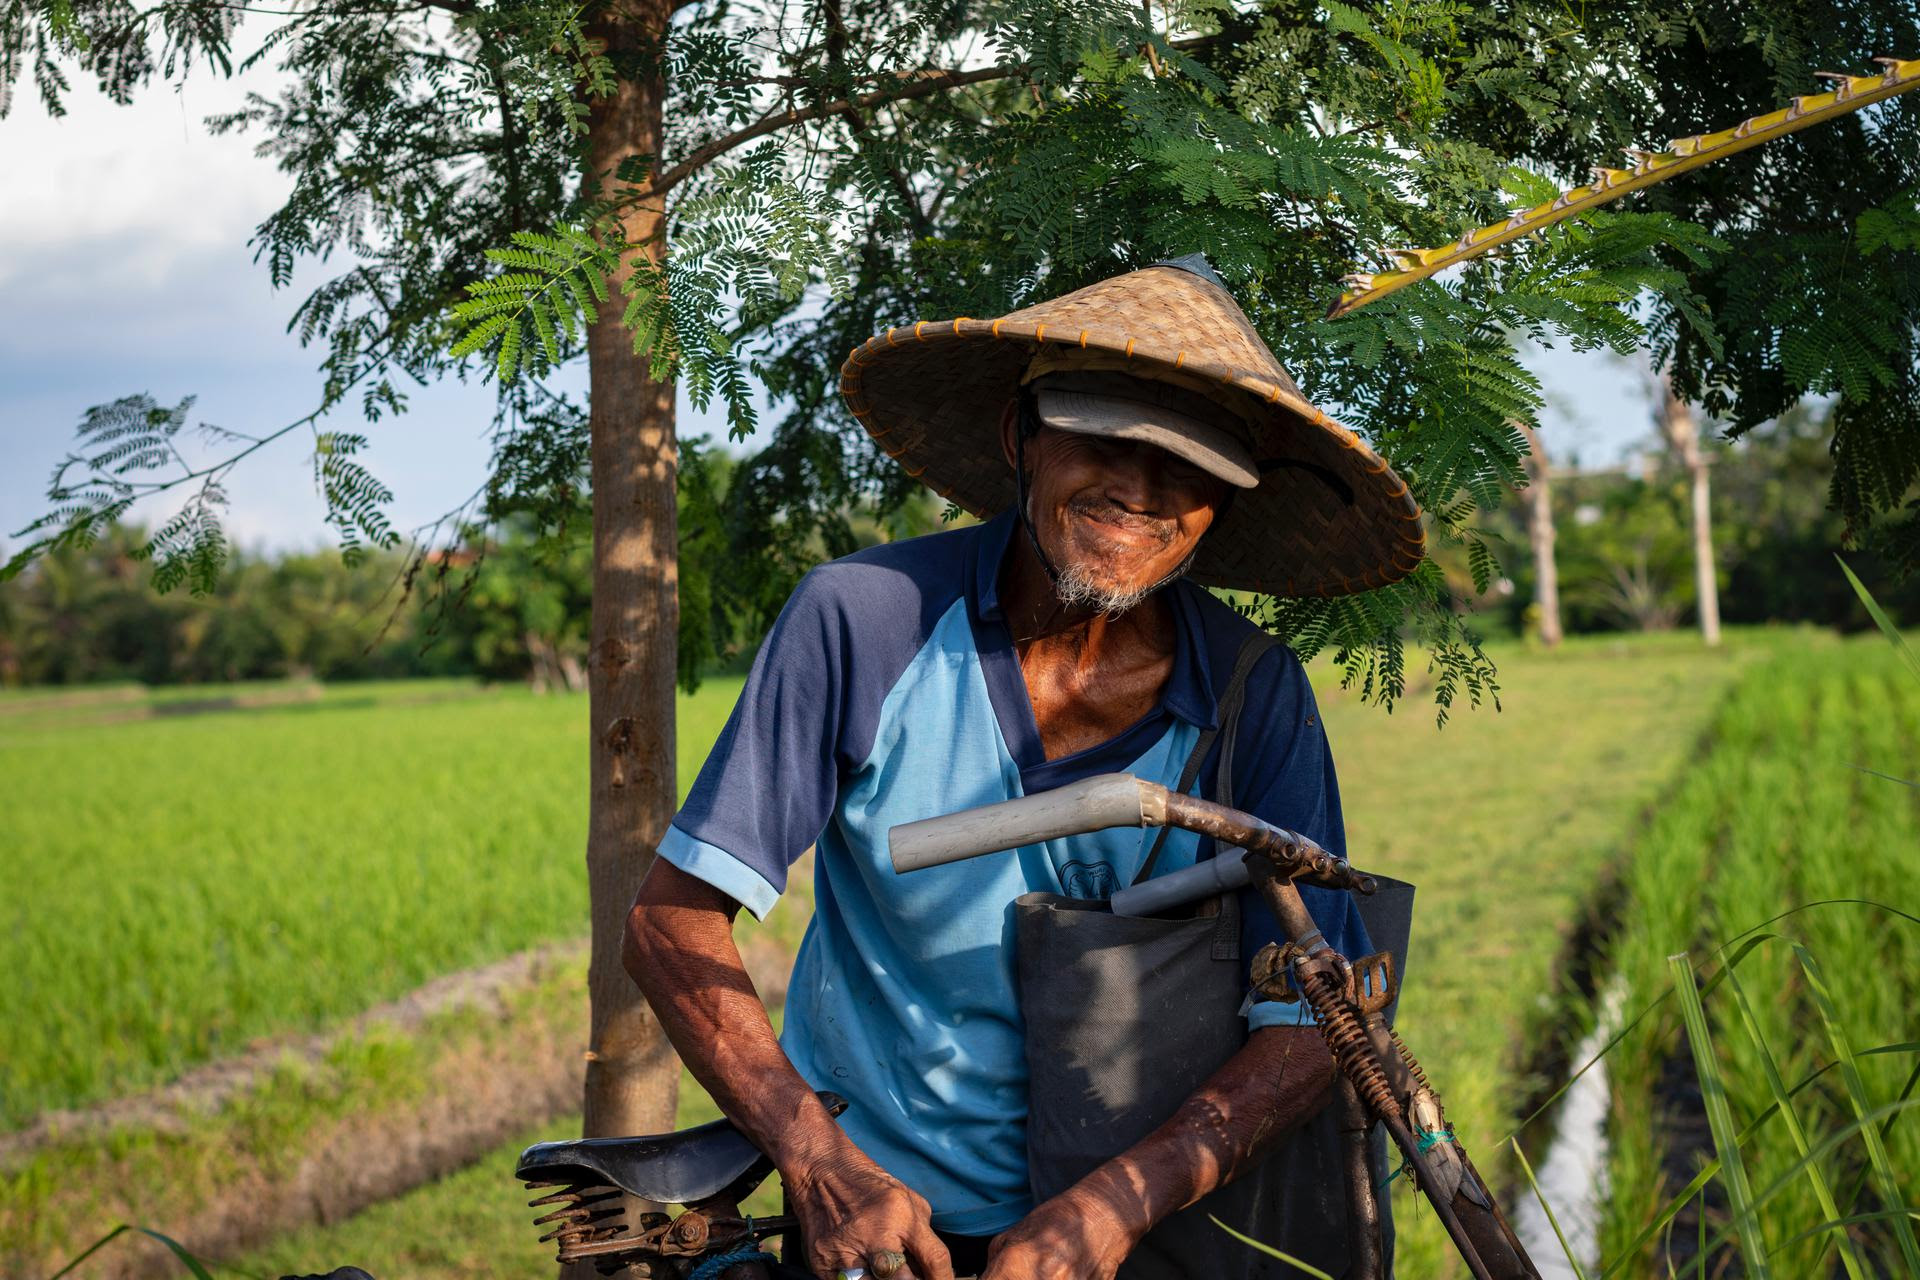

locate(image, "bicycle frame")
(890, 774), (1541, 1280)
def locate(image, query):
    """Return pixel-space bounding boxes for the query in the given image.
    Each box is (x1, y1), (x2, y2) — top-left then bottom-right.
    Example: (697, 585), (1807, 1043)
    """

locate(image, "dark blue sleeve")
(1225, 647), (1374, 1029)
(659, 566), (855, 920)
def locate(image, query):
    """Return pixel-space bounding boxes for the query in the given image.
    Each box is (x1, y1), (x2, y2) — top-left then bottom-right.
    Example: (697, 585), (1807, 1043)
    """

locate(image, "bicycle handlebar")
(887, 772), (1376, 903)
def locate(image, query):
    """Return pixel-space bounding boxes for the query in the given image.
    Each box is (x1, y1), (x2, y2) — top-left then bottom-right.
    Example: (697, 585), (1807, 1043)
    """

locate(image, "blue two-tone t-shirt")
(661, 509), (1367, 1235)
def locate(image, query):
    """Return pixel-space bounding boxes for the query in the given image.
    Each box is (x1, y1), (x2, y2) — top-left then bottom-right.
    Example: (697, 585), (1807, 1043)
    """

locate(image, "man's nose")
(1101, 442), (1167, 511)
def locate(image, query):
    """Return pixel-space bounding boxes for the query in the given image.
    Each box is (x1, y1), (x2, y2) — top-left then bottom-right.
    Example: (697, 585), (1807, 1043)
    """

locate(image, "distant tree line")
(0, 445), (948, 690)
(1432, 402), (1920, 638)
(6, 406), (1909, 690)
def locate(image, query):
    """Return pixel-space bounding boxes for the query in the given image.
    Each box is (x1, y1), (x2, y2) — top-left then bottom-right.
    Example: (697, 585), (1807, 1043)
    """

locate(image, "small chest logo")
(1059, 860), (1120, 900)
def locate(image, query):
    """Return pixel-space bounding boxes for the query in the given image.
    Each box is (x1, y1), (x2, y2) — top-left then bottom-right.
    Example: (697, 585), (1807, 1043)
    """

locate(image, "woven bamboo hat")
(838, 255), (1426, 597)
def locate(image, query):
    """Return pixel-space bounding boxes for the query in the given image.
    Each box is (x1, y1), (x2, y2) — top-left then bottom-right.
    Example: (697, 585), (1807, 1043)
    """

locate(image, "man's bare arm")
(623, 858), (955, 1280)
(983, 1025), (1335, 1280)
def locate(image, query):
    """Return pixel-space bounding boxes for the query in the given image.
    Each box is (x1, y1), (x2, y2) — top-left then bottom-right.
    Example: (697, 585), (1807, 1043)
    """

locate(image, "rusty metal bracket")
(1352, 952), (1396, 1016)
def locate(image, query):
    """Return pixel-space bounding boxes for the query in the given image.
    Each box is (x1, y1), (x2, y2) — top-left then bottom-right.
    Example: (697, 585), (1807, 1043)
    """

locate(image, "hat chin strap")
(1013, 387), (1212, 611)
(1014, 388), (1067, 590)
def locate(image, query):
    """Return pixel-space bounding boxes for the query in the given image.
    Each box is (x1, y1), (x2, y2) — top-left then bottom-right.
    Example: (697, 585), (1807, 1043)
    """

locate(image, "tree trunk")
(579, 0), (680, 1164)
(1514, 421), (1562, 648)
(1658, 377), (1722, 647)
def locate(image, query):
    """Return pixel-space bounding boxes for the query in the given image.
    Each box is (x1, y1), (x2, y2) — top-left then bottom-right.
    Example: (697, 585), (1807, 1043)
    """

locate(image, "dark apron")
(1014, 633), (1415, 1279)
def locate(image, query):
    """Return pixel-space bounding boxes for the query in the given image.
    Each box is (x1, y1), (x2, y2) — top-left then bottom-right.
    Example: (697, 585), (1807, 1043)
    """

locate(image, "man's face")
(1001, 408), (1230, 613)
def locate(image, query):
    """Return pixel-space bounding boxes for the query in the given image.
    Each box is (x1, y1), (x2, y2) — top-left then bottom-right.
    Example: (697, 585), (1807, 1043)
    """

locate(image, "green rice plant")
(1722, 967), (1871, 1280)
(1323, 633), (1764, 1276)
(0, 676), (745, 1126)
(1667, 953), (1769, 1276)
(1794, 943), (1920, 1273)
(1594, 640), (1920, 1276)
(1, 635), (1784, 1278)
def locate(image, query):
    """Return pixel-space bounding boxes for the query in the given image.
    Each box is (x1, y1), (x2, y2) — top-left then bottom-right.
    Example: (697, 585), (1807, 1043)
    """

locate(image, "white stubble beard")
(1031, 492), (1194, 616)
(1050, 559), (1156, 616)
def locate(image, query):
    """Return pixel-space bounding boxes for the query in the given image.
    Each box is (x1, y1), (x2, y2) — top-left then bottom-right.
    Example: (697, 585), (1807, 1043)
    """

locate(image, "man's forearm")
(622, 858), (846, 1170)
(1060, 1025), (1336, 1246)
(625, 860), (957, 1280)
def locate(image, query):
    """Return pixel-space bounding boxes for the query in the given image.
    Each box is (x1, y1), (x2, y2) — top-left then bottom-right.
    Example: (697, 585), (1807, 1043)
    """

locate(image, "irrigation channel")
(1509, 987), (1622, 1278)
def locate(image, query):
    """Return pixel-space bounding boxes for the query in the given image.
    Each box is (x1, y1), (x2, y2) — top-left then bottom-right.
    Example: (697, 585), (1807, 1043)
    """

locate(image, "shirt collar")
(969, 509), (1220, 731)
(970, 509), (1019, 624)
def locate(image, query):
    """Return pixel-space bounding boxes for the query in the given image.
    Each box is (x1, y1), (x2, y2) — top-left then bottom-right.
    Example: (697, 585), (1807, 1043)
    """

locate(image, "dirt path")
(4, 934), (796, 1280)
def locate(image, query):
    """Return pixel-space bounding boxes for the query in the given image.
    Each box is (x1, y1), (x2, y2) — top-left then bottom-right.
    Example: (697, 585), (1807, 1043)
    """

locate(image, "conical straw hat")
(838, 257), (1425, 597)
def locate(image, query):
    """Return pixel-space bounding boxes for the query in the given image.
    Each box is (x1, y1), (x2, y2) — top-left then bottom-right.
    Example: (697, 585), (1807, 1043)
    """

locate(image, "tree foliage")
(6, 0), (1919, 714)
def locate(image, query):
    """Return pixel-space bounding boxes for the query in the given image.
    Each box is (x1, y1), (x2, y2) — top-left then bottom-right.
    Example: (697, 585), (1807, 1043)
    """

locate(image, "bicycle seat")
(516, 1090), (847, 1205)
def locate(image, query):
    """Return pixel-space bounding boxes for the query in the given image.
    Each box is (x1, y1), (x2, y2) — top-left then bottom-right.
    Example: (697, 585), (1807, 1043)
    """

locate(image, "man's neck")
(999, 534), (1180, 760)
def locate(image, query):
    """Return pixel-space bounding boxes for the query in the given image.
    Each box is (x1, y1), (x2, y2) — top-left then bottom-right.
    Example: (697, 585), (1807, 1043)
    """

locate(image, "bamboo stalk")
(1328, 57), (1920, 318)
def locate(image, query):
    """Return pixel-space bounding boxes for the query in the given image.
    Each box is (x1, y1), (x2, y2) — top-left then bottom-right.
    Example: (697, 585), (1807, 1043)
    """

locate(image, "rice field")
(206, 632), (1761, 1280)
(35, 631), (1893, 1280)
(0, 676), (744, 1128)
(1593, 639), (1920, 1275)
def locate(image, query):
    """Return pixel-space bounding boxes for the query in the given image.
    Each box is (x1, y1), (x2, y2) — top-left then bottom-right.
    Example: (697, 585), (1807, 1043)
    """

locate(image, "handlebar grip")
(1109, 850), (1252, 916)
(888, 773), (1166, 871)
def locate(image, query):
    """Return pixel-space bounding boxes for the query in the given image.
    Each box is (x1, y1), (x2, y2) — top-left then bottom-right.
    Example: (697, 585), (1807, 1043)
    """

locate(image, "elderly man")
(624, 257), (1425, 1280)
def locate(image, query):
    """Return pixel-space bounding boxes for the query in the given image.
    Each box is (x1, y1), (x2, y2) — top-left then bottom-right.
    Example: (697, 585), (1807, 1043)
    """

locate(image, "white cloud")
(0, 59), (291, 289)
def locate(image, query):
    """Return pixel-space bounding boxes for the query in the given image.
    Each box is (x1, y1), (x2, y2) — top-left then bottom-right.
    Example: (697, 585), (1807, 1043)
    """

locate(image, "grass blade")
(1602, 1100), (1920, 1278)
(1723, 966), (1871, 1280)
(1793, 943), (1920, 1274)
(1667, 952), (1771, 1277)
(1778, 1208), (1920, 1252)
(1533, 895), (1920, 1146)
(50, 1224), (133, 1280)
(52, 1224), (217, 1280)
(1600, 1161), (1721, 1278)
(1837, 555), (1920, 684)
(1209, 1214), (1339, 1279)
(1673, 1100), (1920, 1270)
(1594, 1036), (1918, 1274)
(1510, 1136), (1589, 1280)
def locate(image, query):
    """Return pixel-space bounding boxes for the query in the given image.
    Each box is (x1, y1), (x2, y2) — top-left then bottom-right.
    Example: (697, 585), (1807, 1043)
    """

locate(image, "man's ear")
(998, 400), (1020, 473)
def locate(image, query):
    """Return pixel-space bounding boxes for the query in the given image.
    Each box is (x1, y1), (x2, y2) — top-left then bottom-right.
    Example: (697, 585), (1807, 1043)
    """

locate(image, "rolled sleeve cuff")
(1247, 997), (1316, 1030)
(658, 824), (781, 921)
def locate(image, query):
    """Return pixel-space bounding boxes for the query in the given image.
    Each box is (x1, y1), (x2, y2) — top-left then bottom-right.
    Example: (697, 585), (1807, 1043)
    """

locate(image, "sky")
(0, 61), (1665, 557)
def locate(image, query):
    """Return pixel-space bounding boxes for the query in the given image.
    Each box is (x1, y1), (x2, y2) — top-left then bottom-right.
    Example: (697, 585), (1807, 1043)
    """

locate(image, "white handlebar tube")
(887, 771), (1350, 914)
(887, 773), (1167, 872)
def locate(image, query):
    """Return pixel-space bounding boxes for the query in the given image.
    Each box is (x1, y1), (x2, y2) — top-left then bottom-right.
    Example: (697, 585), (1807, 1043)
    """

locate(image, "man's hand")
(626, 862), (950, 1280)
(784, 1129), (953, 1280)
(980, 1190), (1134, 1280)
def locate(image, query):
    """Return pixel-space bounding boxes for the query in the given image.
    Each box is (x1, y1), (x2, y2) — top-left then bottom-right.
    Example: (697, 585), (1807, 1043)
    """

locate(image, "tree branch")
(648, 61), (1030, 197)
(648, 32), (1219, 198)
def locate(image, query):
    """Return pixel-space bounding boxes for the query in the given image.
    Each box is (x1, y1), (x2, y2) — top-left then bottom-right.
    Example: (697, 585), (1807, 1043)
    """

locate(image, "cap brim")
(1036, 389), (1260, 489)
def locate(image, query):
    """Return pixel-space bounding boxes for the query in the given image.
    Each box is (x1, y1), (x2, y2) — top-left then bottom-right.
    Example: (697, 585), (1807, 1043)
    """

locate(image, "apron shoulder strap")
(1132, 628), (1283, 887)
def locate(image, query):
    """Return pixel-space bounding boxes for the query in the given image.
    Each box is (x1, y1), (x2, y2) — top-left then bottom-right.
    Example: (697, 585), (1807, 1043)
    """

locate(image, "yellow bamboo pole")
(1327, 57), (1920, 318)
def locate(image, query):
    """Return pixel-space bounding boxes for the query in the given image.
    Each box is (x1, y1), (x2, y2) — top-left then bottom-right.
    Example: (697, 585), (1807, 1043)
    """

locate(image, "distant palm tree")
(1514, 421), (1564, 647)
(1658, 375), (1723, 646)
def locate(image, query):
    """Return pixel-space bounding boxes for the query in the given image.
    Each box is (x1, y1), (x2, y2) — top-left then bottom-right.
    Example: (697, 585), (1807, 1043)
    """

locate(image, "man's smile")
(1064, 498), (1176, 553)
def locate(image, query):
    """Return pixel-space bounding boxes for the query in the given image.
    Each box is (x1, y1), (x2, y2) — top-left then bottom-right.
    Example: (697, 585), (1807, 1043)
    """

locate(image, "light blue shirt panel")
(777, 597), (1204, 1234)
(658, 824), (781, 921)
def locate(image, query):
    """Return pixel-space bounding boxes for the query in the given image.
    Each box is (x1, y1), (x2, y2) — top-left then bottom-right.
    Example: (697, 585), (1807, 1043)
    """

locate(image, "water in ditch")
(1510, 985), (1620, 1278)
